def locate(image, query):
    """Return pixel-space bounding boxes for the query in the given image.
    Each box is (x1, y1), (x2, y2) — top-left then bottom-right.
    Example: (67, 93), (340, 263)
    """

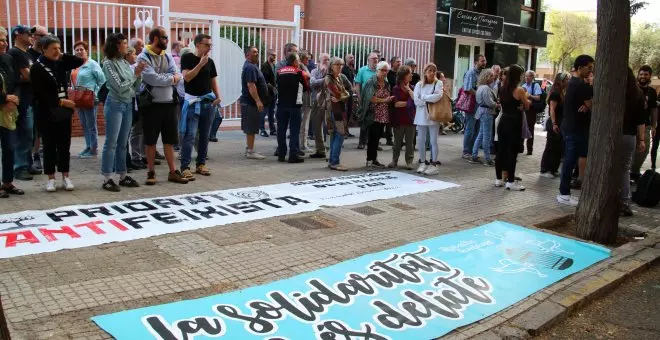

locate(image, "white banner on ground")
(0, 172), (458, 258)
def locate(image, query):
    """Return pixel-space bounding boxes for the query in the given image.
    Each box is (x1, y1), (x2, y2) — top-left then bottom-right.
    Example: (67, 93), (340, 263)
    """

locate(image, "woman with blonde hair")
(469, 68), (497, 165)
(413, 63), (443, 175)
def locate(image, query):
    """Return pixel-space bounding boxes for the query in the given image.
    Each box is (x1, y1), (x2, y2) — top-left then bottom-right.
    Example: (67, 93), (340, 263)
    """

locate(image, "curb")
(440, 215), (660, 340)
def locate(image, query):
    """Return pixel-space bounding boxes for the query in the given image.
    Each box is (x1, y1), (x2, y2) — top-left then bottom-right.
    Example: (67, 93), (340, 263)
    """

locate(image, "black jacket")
(261, 61), (276, 97)
(0, 54), (16, 104)
(30, 54), (84, 119)
(276, 65), (309, 108)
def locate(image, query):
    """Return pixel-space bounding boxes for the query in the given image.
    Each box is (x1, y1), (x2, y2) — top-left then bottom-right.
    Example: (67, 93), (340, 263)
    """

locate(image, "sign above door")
(449, 8), (504, 41)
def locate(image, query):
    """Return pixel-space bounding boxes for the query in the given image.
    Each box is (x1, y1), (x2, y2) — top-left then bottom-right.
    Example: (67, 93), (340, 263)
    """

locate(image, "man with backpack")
(522, 70), (544, 155)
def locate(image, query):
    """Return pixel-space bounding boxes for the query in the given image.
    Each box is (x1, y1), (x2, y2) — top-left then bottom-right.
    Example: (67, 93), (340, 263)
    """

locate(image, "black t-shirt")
(623, 94), (647, 136)
(8, 47), (35, 93)
(411, 73), (421, 86)
(341, 65), (355, 84)
(387, 70), (397, 90)
(548, 91), (563, 126)
(561, 77), (593, 136)
(180, 53), (217, 96)
(640, 86), (657, 126)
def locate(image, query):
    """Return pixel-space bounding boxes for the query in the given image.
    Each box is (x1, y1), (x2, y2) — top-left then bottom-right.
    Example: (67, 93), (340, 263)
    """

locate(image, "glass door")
(453, 40), (484, 98)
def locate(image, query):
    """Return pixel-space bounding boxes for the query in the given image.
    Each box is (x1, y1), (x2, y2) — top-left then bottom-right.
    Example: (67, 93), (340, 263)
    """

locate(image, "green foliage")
(218, 26), (266, 53)
(329, 42), (375, 67)
(631, 0), (648, 16)
(544, 11), (596, 72)
(629, 23), (660, 72)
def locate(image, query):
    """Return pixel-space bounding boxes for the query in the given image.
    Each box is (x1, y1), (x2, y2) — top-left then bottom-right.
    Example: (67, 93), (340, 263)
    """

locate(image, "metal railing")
(2, 0), (161, 63)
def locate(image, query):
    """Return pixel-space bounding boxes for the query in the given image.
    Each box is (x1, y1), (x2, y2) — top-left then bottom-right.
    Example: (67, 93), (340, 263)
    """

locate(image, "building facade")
(434, 0), (548, 96)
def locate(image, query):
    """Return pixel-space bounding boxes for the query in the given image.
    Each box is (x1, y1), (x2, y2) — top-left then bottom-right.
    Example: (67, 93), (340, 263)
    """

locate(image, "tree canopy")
(629, 23), (660, 72)
(542, 11), (596, 73)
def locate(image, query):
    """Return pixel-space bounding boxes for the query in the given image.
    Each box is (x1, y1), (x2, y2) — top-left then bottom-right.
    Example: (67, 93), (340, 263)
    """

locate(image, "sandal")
(2, 185), (24, 195)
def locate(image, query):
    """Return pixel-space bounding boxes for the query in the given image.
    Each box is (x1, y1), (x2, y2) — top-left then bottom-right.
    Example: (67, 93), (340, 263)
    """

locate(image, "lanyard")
(38, 60), (67, 99)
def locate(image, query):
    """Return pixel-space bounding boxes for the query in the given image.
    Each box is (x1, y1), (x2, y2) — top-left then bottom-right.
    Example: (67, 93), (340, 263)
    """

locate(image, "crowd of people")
(0, 25), (658, 218)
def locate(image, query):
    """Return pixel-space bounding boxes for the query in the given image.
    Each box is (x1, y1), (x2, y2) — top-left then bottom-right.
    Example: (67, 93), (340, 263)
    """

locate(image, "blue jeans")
(14, 101), (33, 171)
(260, 98), (277, 133)
(462, 112), (477, 155)
(559, 134), (581, 195)
(329, 114), (345, 166)
(101, 95), (133, 176)
(1, 127), (16, 183)
(276, 106), (301, 158)
(472, 114), (494, 161)
(77, 105), (98, 151)
(181, 102), (213, 169)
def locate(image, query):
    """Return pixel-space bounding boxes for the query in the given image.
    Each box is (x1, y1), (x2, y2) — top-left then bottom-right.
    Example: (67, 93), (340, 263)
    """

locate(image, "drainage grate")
(351, 206), (385, 216)
(390, 203), (416, 211)
(280, 216), (335, 230)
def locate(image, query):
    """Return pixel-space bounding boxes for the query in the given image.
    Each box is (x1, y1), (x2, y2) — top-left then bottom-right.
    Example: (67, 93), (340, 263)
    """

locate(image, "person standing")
(260, 49), (277, 137)
(179, 33), (222, 180)
(171, 41), (183, 70)
(298, 50), (313, 153)
(275, 52), (309, 163)
(540, 72), (569, 178)
(494, 64), (528, 191)
(470, 68), (497, 166)
(389, 65), (416, 170)
(137, 27), (188, 185)
(404, 59), (421, 86)
(128, 37), (150, 166)
(620, 68), (647, 216)
(341, 53), (357, 138)
(462, 55), (487, 159)
(30, 35), (84, 192)
(71, 40), (106, 159)
(521, 70), (542, 155)
(8, 25), (39, 180)
(359, 61), (393, 169)
(309, 53), (330, 159)
(100, 33), (144, 192)
(325, 57), (351, 171)
(413, 63), (443, 175)
(354, 52), (379, 149)
(557, 55), (594, 206)
(0, 26), (24, 197)
(631, 65), (657, 179)
(383, 56), (401, 146)
(275, 43), (298, 72)
(241, 46), (268, 160)
(28, 26), (48, 172)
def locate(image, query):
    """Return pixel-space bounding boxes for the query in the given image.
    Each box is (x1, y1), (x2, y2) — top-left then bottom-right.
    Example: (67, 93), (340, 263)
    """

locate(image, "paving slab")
(0, 126), (658, 339)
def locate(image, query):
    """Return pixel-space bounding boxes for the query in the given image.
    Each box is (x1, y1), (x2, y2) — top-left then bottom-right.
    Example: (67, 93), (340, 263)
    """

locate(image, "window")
(518, 48), (530, 70)
(520, 0), (537, 28)
(437, 0), (454, 12)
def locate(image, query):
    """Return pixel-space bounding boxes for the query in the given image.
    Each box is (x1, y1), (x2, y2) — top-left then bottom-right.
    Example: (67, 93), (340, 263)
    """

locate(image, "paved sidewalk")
(0, 126), (658, 339)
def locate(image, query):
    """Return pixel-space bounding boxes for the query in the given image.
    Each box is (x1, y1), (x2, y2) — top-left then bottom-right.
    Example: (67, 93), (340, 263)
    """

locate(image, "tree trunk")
(576, 0), (631, 244)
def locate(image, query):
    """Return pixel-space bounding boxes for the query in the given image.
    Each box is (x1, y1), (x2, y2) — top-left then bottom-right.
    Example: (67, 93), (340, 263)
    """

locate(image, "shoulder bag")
(427, 81), (452, 123)
(67, 81), (95, 110)
(0, 71), (19, 130)
(455, 87), (476, 113)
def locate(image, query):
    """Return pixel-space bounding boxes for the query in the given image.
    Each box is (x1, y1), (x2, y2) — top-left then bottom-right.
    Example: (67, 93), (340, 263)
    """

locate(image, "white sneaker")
(540, 172), (556, 179)
(424, 164), (439, 176)
(63, 177), (75, 191)
(245, 151), (265, 160)
(416, 162), (428, 174)
(495, 179), (503, 187)
(506, 181), (525, 191)
(405, 162), (414, 170)
(557, 195), (579, 207)
(46, 179), (56, 192)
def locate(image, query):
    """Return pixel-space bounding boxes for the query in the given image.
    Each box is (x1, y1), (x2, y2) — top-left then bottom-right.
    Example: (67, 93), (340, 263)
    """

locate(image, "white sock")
(247, 148), (254, 153)
(119, 174), (127, 180)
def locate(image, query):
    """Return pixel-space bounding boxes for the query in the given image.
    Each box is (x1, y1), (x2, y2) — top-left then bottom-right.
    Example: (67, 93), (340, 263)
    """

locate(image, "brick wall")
(71, 106), (106, 138)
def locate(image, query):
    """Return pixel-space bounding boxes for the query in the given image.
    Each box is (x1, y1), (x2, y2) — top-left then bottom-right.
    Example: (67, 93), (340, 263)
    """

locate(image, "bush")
(329, 41), (375, 67)
(219, 26), (266, 53)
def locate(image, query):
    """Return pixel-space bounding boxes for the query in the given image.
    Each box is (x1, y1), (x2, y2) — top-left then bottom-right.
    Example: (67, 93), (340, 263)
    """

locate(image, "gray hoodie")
(137, 49), (177, 103)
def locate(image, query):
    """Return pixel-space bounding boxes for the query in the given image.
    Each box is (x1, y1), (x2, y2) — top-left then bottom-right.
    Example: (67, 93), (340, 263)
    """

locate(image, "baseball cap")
(11, 25), (30, 37)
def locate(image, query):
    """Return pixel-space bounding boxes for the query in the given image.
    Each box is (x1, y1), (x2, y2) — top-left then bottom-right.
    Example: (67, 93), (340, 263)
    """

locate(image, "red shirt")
(391, 85), (415, 126)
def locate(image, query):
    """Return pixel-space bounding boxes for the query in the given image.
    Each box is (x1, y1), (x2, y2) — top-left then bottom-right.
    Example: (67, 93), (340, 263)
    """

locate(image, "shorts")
(576, 134), (588, 158)
(241, 103), (260, 135)
(142, 102), (179, 145)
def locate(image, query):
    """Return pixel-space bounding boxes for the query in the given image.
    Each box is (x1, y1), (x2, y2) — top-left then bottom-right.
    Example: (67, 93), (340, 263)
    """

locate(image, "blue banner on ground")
(92, 221), (610, 340)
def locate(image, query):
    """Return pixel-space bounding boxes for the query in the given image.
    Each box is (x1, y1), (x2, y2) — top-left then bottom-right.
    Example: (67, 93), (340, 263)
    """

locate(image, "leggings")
(495, 115), (522, 182)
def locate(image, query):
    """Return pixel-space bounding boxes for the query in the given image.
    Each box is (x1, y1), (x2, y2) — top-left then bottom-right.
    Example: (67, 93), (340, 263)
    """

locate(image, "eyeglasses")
(160, 35), (169, 40)
(200, 42), (212, 47)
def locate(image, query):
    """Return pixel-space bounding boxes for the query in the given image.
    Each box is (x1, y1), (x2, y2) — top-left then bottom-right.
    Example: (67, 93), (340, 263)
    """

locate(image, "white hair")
(525, 70), (536, 77)
(376, 61), (390, 71)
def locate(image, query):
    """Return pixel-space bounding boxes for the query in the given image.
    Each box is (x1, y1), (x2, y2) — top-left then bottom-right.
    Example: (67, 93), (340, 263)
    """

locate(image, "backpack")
(531, 82), (547, 113)
(632, 170), (660, 207)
